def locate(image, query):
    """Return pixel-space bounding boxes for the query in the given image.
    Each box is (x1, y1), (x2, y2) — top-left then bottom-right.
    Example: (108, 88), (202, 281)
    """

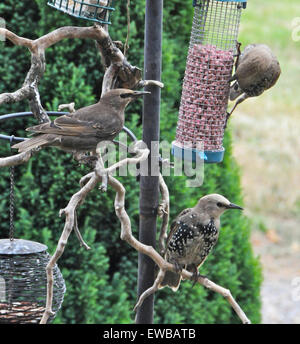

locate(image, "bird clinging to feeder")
(12, 89), (149, 154)
(228, 43), (281, 116)
(158, 194), (243, 291)
(172, 0), (247, 164)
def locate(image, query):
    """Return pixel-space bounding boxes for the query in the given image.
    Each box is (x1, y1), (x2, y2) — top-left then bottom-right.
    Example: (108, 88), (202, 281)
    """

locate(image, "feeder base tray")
(171, 141), (225, 164)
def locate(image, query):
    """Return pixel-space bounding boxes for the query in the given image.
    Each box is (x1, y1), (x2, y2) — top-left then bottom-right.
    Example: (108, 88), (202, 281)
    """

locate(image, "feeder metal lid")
(0, 239), (48, 255)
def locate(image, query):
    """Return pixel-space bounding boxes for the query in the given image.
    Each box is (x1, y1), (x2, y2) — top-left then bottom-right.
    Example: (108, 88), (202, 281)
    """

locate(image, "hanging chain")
(9, 136), (15, 241)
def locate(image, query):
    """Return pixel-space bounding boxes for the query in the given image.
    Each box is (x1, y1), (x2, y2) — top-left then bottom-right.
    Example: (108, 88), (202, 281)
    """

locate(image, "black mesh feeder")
(172, 0), (247, 164)
(0, 239), (66, 324)
(47, 0), (115, 25)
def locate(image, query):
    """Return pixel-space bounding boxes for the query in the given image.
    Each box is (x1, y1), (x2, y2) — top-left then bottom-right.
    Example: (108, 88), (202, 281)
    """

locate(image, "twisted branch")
(40, 141), (150, 324)
(0, 150), (36, 168)
(1, 23), (248, 325)
(0, 24), (163, 125)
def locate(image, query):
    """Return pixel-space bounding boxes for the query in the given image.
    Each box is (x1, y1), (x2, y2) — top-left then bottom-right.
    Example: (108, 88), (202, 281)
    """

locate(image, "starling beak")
(120, 90), (151, 98)
(226, 203), (244, 210)
(159, 194), (243, 291)
(12, 88), (150, 154)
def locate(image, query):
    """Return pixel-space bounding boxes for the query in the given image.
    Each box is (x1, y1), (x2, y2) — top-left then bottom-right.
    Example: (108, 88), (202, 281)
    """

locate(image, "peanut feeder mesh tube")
(172, 0), (247, 164)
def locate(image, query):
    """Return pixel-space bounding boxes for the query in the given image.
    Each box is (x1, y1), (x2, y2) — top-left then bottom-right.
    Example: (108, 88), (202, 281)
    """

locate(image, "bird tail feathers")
(158, 270), (182, 292)
(12, 135), (57, 153)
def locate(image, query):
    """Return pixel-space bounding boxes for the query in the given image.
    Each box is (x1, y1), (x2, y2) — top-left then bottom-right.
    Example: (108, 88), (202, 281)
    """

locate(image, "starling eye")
(234, 84), (239, 90)
(217, 202), (224, 208)
(120, 93), (132, 98)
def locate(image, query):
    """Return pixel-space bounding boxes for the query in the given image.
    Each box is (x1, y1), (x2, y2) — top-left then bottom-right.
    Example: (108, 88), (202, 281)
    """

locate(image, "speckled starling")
(12, 89), (149, 153)
(159, 194), (243, 291)
(229, 44), (281, 115)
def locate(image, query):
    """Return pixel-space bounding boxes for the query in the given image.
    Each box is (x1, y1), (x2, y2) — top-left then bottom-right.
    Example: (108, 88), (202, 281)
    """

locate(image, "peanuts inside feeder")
(172, 0), (247, 164)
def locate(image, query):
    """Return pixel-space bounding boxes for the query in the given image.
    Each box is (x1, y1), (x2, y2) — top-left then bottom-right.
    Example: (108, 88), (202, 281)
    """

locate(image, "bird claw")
(191, 272), (207, 288)
(73, 153), (98, 167)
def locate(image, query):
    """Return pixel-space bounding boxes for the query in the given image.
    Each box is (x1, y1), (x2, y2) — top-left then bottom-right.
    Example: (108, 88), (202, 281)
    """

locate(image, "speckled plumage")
(167, 214), (219, 268)
(159, 194), (243, 291)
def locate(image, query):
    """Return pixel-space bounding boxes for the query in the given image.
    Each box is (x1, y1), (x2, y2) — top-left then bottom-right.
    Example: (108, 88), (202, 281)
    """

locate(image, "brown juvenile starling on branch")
(159, 194), (243, 291)
(12, 89), (149, 153)
(228, 43), (281, 115)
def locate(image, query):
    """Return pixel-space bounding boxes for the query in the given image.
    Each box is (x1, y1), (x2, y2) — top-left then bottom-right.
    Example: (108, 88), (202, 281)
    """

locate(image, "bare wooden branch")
(133, 261), (251, 324)
(58, 102), (75, 113)
(101, 64), (120, 96)
(0, 28), (35, 51)
(74, 210), (91, 250)
(40, 172), (100, 324)
(133, 269), (165, 313)
(0, 150), (35, 168)
(137, 80), (164, 89)
(158, 173), (169, 255)
(1, 24), (249, 325)
(0, 24), (162, 125)
(40, 142), (150, 324)
(0, 86), (31, 106)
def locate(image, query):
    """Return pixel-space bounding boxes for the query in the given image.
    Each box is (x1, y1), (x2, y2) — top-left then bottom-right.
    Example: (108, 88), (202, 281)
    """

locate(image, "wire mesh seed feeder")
(172, 0), (247, 164)
(47, 0), (115, 25)
(0, 138), (66, 323)
(0, 239), (65, 323)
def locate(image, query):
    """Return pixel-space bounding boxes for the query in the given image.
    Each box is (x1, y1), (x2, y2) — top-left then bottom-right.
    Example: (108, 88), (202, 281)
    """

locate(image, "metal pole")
(136, 0), (163, 324)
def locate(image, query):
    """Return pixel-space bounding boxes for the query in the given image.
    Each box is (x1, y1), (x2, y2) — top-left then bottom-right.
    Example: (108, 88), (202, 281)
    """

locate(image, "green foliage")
(0, 0), (262, 324)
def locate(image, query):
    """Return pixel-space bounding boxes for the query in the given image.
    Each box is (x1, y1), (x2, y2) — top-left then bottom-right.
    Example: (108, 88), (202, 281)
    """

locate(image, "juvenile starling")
(229, 44), (281, 115)
(159, 194), (243, 291)
(12, 89), (149, 153)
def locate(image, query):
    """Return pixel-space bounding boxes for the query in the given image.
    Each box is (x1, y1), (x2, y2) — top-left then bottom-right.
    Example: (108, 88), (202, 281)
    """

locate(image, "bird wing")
(236, 47), (274, 89)
(165, 208), (192, 249)
(26, 114), (121, 139)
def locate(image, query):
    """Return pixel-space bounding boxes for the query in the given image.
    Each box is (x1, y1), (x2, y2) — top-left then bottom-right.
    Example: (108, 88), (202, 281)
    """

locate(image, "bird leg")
(189, 264), (207, 288)
(224, 112), (231, 130)
(228, 93), (249, 117)
(72, 152), (98, 167)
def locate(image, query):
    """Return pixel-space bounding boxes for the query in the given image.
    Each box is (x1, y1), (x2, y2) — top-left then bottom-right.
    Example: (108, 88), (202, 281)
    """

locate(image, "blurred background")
(230, 0), (300, 324)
